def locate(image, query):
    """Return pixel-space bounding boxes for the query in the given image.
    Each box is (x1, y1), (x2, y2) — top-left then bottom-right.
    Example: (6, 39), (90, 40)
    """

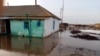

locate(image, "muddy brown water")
(0, 30), (100, 56)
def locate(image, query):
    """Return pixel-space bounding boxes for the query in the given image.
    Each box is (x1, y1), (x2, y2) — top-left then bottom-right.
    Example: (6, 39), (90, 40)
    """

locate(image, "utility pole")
(26, 14), (31, 43)
(26, 14), (32, 56)
(59, 0), (64, 56)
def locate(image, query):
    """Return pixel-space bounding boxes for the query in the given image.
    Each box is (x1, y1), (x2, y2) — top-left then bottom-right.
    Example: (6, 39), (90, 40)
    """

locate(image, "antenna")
(7, 2), (9, 6)
(60, 0), (64, 23)
(61, 0), (64, 22)
(35, 0), (37, 5)
(60, 8), (62, 19)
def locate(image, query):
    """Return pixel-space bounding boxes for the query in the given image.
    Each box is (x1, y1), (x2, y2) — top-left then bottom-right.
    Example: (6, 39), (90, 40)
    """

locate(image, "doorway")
(0, 21), (6, 33)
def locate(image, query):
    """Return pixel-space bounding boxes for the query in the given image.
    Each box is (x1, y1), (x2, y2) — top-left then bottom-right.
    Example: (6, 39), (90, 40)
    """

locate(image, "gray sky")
(5, 0), (100, 24)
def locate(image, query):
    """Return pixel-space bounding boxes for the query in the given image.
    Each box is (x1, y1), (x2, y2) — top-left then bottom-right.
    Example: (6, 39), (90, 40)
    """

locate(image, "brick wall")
(0, 0), (3, 14)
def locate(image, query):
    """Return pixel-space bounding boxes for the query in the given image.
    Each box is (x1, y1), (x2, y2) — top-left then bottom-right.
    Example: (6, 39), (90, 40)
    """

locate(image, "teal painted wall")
(10, 20), (44, 37)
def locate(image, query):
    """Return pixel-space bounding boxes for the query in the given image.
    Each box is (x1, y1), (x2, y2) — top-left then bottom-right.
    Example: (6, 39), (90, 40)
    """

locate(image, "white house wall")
(44, 17), (59, 37)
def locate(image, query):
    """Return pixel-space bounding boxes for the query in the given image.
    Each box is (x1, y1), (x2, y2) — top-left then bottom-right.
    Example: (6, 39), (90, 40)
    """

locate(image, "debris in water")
(71, 34), (99, 40)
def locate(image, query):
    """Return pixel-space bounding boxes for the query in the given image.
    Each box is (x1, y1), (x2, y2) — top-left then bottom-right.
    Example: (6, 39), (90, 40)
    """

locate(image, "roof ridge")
(37, 5), (51, 16)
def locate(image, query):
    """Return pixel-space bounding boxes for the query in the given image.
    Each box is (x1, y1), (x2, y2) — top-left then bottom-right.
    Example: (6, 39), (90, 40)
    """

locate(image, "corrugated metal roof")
(0, 5), (60, 20)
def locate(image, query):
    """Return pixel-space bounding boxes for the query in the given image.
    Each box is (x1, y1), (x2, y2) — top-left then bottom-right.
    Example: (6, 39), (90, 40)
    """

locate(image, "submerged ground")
(0, 30), (100, 56)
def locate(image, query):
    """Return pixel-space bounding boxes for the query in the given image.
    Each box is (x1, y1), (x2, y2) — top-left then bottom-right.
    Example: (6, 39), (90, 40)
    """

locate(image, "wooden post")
(26, 14), (32, 43)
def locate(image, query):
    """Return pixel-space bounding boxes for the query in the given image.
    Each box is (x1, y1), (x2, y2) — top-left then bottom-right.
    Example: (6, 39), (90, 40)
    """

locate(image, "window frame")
(24, 21), (29, 29)
(37, 20), (41, 27)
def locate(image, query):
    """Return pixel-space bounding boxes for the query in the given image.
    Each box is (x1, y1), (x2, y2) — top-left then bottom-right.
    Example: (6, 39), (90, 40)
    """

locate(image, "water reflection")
(0, 36), (11, 50)
(0, 32), (59, 56)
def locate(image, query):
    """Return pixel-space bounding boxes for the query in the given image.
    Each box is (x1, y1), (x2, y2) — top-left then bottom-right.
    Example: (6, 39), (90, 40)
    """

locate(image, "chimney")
(0, 0), (3, 15)
(35, 0), (37, 5)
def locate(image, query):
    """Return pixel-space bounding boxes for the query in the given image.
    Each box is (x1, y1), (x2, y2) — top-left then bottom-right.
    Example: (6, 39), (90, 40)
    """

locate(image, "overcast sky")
(4, 0), (100, 24)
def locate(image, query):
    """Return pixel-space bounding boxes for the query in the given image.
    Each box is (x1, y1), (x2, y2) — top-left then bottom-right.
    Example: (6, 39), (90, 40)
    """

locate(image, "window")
(53, 20), (55, 29)
(24, 21), (29, 29)
(37, 20), (41, 27)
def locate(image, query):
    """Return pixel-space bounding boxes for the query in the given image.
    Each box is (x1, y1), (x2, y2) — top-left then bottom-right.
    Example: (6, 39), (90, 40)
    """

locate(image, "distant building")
(0, 5), (60, 38)
(59, 23), (68, 31)
(94, 23), (100, 29)
(68, 24), (93, 30)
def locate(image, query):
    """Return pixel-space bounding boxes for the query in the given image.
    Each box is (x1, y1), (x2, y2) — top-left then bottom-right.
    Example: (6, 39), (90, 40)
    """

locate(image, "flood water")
(0, 30), (100, 56)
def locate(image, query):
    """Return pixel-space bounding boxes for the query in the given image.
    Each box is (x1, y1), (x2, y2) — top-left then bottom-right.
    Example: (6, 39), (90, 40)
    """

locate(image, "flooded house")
(0, 32), (59, 56)
(0, 4), (60, 38)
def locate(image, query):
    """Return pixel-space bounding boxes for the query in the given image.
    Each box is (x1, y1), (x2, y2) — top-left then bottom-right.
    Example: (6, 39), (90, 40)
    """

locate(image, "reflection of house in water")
(0, 32), (59, 56)
(31, 34), (59, 55)
(0, 36), (11, 50)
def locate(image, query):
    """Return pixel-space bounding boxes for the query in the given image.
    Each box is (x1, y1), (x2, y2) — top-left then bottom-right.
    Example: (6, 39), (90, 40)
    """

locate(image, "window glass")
(37, 20), (41, 27)
(53, 20), (55, 29)
(24, 21), (29, 29)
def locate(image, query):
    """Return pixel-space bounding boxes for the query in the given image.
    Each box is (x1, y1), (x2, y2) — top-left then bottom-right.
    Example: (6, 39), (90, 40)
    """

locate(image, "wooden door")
(0, 21), (6, 33)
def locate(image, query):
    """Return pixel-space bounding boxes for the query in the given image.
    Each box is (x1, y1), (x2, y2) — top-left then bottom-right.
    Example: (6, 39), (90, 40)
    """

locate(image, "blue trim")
(53, 20), (55, 30)
(24, 21), (29, 29)
(37, 20), (41, 27)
